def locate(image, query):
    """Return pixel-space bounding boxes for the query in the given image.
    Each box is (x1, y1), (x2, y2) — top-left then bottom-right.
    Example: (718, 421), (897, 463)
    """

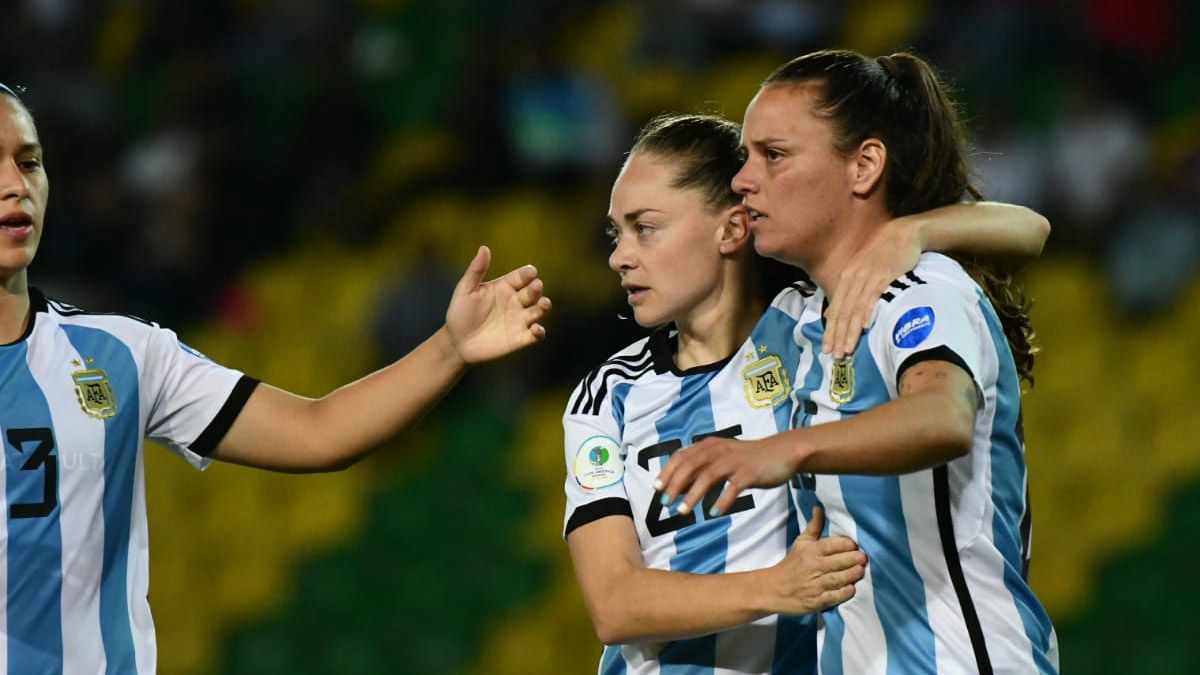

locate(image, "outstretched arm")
(824, 201), (1048, 357)
(212, 246), (551, 472)
(568, 507), (865, 645)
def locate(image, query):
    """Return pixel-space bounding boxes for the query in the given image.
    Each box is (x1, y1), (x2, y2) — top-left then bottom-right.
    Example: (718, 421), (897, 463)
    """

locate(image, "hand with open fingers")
(654, 435), (797, 519)
(766, 506), (867, 614)
(444, 245), (552, 364)
(823, 216), (921, 359)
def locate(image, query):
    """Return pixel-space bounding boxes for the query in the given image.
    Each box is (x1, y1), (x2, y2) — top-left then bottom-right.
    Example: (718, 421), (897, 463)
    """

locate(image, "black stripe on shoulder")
(569, 343), (653, 416)
(190, 376), (260, 457)
(934, 466), (994, 674)
(787, 279), (817, 297)
(879, 272), (926, 304)
(44, 293), (155, 327)
(564, 497), (633, 538)
(571, 347), (652, 415)
(896, 345), (974, 389)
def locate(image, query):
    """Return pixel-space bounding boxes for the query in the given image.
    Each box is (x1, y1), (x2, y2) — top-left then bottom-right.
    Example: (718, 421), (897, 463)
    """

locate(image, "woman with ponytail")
(655, 50), (1059, 674)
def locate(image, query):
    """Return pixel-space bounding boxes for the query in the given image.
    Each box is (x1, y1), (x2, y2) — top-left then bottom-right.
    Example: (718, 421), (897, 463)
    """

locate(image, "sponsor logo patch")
(893, 306), (936, 349)
(573, 435), (623, 490)
(742, 354), (790, 409)
(72, 368), (117, 419)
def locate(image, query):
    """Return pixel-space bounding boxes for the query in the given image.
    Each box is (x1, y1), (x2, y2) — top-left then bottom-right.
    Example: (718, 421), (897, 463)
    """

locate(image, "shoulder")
(566, 335), (657, 417)
(38, 289), (161, 341)
(868, 254), (984, 352)
(768, 280), (818, 317)
(878, 253), (978, 306)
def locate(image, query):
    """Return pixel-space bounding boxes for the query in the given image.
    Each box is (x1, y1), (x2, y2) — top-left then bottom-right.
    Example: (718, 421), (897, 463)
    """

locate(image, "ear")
(850, 138), (887, 197)
(717, 205), (752, 255)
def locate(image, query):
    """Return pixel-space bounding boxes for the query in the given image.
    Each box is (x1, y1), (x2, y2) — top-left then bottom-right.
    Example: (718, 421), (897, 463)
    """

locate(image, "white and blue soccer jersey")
(0, 289), (257, 675)
(786, 254), (1058, 674)
(562, 285), (820, 675)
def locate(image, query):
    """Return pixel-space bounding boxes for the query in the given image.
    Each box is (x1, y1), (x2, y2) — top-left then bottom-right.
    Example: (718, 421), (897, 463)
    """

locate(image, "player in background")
(656, 50), (1059, 674)
(564, 111), (1049, 674)
(0, 83), (550, 674)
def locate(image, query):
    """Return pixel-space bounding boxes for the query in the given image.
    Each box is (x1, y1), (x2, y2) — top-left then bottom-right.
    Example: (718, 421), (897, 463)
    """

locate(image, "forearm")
(216, 326), (468, 471)
(581, 563), (779, 644)
(305, 326), (467, 462)
(784, 390), (975, 476)
(906, 201), (1049, 266)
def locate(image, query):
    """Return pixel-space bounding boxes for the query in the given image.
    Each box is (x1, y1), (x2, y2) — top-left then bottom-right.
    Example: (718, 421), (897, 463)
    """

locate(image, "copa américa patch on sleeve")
(573, 435), (623, 489)
(893, 306), (936, 348)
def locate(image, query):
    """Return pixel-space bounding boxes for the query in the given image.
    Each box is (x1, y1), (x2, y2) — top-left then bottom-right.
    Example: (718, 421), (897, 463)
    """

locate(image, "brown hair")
(763, 50), (1036, 384)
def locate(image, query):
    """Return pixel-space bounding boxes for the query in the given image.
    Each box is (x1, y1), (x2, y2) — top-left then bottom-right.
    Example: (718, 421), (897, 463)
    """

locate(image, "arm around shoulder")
(911, 201), (1050, 268)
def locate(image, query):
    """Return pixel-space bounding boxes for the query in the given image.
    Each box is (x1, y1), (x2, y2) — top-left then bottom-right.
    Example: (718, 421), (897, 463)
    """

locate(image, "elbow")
(1015, 207), (1051, 260)
(935, 406), (976, 461)
(594, 623), (624, 647)
(589, 603), (635, 645)
(941, 427), (974, 460)
(1030, 211), (1051, 256)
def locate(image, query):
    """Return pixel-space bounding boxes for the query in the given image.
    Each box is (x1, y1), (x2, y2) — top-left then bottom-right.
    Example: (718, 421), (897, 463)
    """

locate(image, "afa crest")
(72, 369), (117, 419)
(742, 354), (790, 409)
(830, 357), (855, 405)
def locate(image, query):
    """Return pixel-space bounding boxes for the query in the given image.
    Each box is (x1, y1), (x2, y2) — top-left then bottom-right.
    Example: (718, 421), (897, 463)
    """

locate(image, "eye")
(17, 157), (42, 171)
(765, 148), (784, 161)
(635, 223), (654, 237)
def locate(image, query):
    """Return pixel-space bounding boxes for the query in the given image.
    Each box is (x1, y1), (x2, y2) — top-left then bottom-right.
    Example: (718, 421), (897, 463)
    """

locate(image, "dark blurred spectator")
(1046, 68), (1150, 249)
(1105, 149), (1200, 316)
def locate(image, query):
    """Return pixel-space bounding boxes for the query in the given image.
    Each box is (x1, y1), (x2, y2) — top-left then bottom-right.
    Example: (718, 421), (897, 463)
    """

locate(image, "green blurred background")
(5, 0), (1199, 672)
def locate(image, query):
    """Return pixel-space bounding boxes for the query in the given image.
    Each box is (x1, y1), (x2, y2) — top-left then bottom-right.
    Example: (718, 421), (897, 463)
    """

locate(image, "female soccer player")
(656, 51), (1059, 674)
(0, 83), (550, 673)
(564, 111), (1050, 673)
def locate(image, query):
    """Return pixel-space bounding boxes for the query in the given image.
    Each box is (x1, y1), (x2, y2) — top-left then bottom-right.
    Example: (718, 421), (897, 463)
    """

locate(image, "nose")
(0, 159), (29, 201)
(731, 161), (757, 196)
(608, 235), (636, 273)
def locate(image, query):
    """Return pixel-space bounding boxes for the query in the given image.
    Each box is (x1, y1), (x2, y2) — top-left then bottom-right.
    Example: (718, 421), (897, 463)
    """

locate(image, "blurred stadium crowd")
(7, 0), (1197, 329)
(2, 0), (1198, 673)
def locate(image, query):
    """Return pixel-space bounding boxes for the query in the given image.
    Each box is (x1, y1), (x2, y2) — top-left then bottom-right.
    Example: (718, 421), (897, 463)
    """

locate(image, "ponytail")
(763, 50), (1036, 385)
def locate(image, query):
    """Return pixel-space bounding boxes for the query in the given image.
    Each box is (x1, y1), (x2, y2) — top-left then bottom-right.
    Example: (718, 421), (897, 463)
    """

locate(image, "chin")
(752, 233), (786, 262)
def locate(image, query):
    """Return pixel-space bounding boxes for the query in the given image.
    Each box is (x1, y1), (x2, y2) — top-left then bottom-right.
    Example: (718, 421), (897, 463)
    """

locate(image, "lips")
(746, 206), (767, 223)
(0, 212), (34, 240)
(622, 283), (649, 303)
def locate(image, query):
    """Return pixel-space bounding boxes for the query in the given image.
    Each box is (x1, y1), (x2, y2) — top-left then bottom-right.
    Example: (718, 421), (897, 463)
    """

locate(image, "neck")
(805, 203), (891, 296)
(0, 273), (30, 344)
(674, 263), (765, 370)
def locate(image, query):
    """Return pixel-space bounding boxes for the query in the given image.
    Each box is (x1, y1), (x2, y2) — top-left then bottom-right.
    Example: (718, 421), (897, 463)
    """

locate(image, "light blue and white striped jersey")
(0, 289), (256, 675)
(787, 254), (1058, 675)
(562, 285), (818, 675)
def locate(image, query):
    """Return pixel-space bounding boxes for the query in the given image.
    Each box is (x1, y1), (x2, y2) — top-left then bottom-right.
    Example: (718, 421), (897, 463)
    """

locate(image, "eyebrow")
(14, 142), (42, 155)
(742, 137), (787, 150)
(616, 208), (665, 223)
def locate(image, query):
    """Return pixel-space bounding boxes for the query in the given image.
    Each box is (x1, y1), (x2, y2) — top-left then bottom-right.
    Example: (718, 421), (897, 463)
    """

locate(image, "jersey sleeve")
(562, 377), (632, 539)
(140, 325), (259, 470)
(869, 278), (985, 396)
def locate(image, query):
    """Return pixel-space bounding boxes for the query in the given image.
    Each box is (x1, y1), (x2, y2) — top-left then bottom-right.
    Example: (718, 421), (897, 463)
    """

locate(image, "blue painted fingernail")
(660, 494), (670, 506)
(709, 507), (721, 517)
